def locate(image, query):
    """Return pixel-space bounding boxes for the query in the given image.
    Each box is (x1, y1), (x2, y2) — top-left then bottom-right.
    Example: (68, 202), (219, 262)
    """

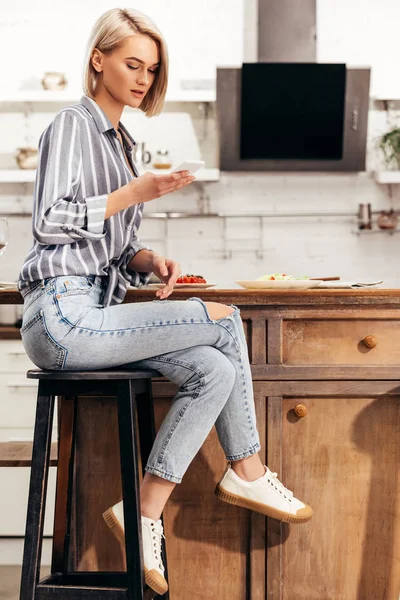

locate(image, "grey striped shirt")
(18, 94), (153, 306)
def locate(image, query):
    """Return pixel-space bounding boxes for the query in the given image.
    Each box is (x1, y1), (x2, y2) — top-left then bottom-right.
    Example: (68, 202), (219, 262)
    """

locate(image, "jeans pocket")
(21, 310), (67, 370)
(56, 276), (94, 297)
(54, 276), (98, 327)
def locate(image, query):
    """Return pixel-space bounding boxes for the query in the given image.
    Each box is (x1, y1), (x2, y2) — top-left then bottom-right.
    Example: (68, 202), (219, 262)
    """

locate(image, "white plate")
(147, 283), (216, 289)
(235, 280), (323, 290)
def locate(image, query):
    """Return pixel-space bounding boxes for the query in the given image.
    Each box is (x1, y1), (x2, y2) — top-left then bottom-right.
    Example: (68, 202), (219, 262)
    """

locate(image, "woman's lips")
(131, 90), (144, 98)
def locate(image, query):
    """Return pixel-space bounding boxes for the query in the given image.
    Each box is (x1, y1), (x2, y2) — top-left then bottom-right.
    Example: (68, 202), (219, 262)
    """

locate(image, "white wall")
(1, 0), (400, 290)
(317, 0), (400, 98)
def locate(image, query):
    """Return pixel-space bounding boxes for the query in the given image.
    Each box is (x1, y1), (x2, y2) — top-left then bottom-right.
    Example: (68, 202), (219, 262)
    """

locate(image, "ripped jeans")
(20, 275), (261, 483)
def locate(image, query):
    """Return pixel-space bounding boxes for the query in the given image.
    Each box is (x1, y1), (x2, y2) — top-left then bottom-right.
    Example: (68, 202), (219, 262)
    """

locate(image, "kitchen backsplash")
(2, 165), (400, 288)
(1, 103), (399, 287)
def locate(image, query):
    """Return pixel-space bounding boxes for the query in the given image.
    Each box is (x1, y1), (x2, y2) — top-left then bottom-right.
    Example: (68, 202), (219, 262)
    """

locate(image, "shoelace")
(150, 521), (166, 572)
(265, 471), (294, 501)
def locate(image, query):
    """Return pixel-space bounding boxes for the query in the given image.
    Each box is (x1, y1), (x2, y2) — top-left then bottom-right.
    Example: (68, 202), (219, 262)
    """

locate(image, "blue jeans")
(20, 275), (261, 483)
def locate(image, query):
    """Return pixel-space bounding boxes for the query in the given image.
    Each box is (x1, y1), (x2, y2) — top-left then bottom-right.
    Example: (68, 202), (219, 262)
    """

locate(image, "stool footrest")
(37, 572), (129, 598)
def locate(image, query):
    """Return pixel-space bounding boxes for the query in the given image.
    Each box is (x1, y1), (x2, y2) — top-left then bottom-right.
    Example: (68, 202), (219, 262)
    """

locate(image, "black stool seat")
(27, 368), (162, 380)
(20, 367), (168, 600)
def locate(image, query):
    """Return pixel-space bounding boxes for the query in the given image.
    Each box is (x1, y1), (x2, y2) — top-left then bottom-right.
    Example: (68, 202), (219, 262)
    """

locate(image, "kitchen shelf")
(373, 95), (400, 101)
(374, 171), (400, 184)
(0, 168), (220, 183)
(166, 90), (215, 102)
(0, 170), (36, 183)
(0, 89), (216, 104)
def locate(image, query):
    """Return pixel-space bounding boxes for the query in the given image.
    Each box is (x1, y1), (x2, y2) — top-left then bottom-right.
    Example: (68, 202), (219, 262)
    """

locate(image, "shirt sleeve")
(119, 229), (154, 288)
(33, 110), (108, 245)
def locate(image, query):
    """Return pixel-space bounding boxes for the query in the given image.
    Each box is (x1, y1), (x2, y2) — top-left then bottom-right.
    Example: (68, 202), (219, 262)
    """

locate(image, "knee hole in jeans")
(204, 302), (235, 321)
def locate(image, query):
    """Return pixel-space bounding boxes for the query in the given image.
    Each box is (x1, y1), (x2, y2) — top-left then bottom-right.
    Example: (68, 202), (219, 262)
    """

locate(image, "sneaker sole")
(214, 485), (313, 523)
(102, 508), (169, 595)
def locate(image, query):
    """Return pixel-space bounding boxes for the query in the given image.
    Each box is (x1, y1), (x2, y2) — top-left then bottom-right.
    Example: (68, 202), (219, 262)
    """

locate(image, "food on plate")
(256, 273), (309, 281)
(176, 274), (207, 284)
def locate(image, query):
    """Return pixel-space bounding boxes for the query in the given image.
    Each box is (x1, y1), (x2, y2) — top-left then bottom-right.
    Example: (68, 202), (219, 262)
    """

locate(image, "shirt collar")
(79, 95), (137, 150)
(118, 121), (137, 151)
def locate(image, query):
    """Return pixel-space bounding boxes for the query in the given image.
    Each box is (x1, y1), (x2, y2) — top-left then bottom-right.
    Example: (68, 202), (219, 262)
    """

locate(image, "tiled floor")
(0, 566), (50, 600)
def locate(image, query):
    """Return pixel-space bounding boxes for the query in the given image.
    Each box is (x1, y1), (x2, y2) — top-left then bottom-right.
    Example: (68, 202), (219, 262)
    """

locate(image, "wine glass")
(0, 218), (8, 257)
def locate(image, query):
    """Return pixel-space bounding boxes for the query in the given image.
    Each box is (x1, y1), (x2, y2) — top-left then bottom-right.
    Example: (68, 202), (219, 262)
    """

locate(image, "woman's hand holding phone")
(105, 170), (195, 219)
(128, 170), (195, 204)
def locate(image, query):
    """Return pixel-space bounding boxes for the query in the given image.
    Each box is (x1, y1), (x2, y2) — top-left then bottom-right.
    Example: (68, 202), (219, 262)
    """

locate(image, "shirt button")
(126, 226), (131, 230)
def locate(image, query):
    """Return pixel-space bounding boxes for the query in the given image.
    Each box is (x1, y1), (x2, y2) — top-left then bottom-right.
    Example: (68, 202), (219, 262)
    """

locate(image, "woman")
(18, 8), (312, 595)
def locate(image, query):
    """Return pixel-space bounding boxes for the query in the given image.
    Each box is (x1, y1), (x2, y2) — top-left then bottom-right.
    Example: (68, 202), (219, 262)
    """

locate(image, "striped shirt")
(18, 94), (153, 306)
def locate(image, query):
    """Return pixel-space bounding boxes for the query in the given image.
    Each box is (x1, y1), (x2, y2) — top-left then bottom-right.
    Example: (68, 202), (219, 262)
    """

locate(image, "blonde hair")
(82, 8), (168, 117)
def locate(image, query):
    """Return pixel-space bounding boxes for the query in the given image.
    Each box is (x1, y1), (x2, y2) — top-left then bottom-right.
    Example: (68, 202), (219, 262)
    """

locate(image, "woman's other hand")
(151, 253), (181, 299)
(128, 170), (195, 204)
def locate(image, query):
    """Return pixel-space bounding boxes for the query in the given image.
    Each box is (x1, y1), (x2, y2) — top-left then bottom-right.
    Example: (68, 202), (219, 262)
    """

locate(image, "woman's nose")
(137, 70), (149, 86)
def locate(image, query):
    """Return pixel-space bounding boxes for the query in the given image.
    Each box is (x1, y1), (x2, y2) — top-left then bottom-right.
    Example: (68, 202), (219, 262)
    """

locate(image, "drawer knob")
(363, 335), (377, 349)
(294, 404), (307, 418)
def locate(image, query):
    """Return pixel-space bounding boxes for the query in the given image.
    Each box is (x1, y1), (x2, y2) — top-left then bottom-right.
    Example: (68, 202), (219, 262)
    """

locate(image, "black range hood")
(216, 0), (370, 172)
(240, 62), (347, 161)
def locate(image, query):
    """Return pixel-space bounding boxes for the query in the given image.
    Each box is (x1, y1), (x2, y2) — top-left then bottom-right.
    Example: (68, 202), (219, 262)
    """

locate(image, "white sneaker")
(215, 462), (313, 523)
(102, 500), (168, 595)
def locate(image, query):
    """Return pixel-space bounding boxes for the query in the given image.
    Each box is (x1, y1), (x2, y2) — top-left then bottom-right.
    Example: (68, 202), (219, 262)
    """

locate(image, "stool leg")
(136, 379), (170, 600)
(51, 395), (77, 575)
(136, 380), (157, 474)
(20, 380), (55, 600)
(117, 379), (145, 600)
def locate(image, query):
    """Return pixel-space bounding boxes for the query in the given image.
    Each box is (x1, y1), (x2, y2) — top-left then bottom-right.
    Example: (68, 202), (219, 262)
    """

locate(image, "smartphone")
(171, 160), (205, 175)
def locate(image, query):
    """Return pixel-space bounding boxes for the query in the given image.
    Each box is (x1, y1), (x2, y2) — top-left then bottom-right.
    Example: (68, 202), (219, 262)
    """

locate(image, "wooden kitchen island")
(1, 287), (400, 600)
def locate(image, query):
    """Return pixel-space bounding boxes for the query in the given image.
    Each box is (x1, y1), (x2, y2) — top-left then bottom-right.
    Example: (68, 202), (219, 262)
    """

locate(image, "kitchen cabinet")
(0, 288), (399, 598)
(258, 380), (400, 600)
(147, 289), (400, 599)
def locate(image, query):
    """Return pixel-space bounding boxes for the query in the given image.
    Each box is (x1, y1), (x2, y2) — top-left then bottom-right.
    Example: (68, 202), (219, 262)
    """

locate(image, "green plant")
(378, 128), (400, 170)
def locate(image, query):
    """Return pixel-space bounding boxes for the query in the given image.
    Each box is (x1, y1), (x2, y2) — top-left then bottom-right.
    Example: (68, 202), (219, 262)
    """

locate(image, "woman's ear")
(91, 48), (103, 73)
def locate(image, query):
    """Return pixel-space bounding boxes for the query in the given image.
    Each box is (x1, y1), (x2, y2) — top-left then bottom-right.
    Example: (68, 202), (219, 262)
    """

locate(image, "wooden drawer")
(282, 319), (400, 365)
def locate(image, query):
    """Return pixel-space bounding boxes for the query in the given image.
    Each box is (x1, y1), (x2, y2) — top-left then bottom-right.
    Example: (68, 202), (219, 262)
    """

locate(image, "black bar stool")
(19, 367), (169, 600)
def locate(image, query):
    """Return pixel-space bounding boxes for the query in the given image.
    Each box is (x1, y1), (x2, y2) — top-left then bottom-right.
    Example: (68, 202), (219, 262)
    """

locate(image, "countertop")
(0, 286), (399, 341)
(1, 286), (400, 306)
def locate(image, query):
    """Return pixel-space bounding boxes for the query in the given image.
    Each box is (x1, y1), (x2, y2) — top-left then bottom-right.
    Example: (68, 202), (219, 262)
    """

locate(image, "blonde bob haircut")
(82, 8), (168, 117)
